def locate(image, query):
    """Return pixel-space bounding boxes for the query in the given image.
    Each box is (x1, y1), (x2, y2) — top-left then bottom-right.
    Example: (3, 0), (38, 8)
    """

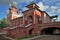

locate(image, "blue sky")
(0, 0), (60, 21)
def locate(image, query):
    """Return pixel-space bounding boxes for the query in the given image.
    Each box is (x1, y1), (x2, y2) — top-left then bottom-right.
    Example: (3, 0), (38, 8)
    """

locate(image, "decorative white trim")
(10, 26), (17, 29)
(34, 11), (35, 24)
(23, 16), (24, 24)
(33, 4), (35, 8)
(25, 23), (32, 27)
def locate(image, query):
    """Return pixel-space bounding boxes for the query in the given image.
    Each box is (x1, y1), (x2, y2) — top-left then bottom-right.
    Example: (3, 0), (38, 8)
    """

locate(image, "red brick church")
(4, 2), (60, 38)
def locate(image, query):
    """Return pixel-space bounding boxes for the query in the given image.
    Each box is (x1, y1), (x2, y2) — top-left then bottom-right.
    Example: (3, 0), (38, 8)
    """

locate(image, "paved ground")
(0, 35), (10, 40)
(31, 35), (60, 40)
(0, 35), (60, 40)
(0, 35), (15, 40)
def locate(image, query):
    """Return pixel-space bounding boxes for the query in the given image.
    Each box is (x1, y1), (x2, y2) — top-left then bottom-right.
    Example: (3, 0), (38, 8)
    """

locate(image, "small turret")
(19, 9), (23, 17)
(7, 1), (18, 20)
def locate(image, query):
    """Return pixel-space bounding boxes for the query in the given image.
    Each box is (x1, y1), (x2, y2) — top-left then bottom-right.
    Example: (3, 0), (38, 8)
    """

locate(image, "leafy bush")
(0, 18), (10, 28)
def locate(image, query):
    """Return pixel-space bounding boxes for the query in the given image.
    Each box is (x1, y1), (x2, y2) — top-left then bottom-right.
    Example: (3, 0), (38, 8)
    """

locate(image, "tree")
(0, 18), (10, 28)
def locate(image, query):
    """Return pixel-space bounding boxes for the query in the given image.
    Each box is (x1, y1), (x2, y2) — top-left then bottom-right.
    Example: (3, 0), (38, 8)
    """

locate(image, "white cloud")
(47, 7), (58, 16)
(50, 6), (58, 9)
(49, 6), (60, 14)
(37, 2), (59, 16)
(56, 2), (60, 5)
(37, 2), (49, 11)
(46, 6), (60, 21)
(42, 0), (60, 4)
(57, 9), (60, 13)
(23, 7), (27, 11)
(50, 6), (58, 14)
(0, 0), (34, 6)
(22, 7), (29, 11)
(6, 10), (9, 14)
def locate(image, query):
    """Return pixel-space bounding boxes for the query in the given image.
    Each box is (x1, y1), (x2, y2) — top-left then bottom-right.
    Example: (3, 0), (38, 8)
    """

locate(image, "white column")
(23, 16), (24, 25)
(34, 11), (35, 24)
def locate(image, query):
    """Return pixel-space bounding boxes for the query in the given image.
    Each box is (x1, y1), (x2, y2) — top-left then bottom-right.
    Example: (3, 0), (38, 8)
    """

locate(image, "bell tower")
(24, 1), (43, 26)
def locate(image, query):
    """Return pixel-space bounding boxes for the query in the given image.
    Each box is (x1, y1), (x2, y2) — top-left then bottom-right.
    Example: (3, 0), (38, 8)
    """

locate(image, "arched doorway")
(41, 27), (60, 35)
(29, 28), (33, 35)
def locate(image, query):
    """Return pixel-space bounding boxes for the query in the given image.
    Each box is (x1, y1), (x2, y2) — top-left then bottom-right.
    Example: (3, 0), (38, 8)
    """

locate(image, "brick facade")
(4, 2), (60, 38)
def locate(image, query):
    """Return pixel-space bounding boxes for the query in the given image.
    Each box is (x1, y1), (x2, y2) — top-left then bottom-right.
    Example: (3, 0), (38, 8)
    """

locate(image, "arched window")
(38, 17), (42, 21)
(27, 16), (33, 24)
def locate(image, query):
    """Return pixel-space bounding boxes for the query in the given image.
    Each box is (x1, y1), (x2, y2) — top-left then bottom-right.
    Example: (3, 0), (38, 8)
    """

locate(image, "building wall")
(42, 12), (51, 23)
(24, 9), (34, 26)
(6, 6), (53, 38)
(5, 2), (60, 38)
(35, 10), (42, 24)
(11, 17), (23, 27)
(46, 15), (51, 23)
(6, 27), (26, 38)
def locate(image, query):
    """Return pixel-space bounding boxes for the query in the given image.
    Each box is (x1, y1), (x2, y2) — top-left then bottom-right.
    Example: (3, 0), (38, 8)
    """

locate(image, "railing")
(25, 23), (32, 27)
(5, 24), (24, 29)
(9, 26), (17, 29)
(38, 22), (60, 27)
(7, 23), (32, 29)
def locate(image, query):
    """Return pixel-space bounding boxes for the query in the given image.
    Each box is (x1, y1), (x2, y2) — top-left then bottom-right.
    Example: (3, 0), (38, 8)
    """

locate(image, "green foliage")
(0, 18), (10, 28)
(17, 35), (33, 40)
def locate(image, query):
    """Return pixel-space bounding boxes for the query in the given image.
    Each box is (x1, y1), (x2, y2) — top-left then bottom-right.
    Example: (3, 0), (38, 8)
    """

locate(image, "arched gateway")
(41, 27), (60, 35)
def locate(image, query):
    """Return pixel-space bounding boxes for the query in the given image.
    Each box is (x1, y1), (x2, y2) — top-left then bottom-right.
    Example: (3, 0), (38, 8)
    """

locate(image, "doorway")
(29, 28), (33, 35)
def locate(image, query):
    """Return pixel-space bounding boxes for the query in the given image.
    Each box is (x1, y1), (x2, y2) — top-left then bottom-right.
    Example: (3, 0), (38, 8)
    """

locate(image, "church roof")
(23, 8), (42, 13)
(42, 11), (50, 17)
(26, 2), (39, 8)
(50, 15), (58, 19)
(10, 16), (23, 21)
